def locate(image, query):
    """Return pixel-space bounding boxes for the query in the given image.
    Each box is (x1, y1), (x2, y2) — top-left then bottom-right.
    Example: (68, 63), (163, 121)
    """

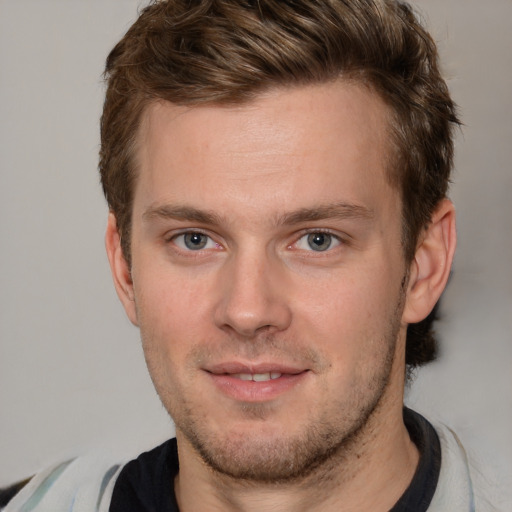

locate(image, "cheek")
(294, 270), (400, 366)
(134, 274), (207, 410)
(134, 267), (215, 362)
(296, 270), (382, 332)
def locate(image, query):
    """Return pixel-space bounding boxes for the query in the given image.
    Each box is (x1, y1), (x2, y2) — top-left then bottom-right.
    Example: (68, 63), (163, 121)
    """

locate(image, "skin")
(106, 82), (456, 511)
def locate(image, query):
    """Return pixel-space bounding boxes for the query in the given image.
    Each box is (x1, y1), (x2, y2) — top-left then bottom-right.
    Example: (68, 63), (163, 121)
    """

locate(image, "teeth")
(253, 373), (271, 382)
(232, 372), (282, 382)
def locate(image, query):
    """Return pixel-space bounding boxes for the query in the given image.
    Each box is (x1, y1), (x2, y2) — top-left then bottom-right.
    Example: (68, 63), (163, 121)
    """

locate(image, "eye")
(173, 232), (218, 251)
(295, 232), (341, 252)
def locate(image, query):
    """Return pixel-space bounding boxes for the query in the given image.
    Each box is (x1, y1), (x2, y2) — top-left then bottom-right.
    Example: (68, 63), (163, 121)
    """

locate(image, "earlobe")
(105, 212), (139, 326)
(402, 199), (457, 324)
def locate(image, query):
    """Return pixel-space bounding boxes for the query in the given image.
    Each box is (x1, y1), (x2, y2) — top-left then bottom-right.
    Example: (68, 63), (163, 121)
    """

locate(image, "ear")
(105, 212), (139, 326)
(402, 199), (456, 324)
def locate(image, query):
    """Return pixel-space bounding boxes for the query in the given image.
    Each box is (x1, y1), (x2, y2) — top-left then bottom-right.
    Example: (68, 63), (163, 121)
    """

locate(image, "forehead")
(133, 81), (395, 220)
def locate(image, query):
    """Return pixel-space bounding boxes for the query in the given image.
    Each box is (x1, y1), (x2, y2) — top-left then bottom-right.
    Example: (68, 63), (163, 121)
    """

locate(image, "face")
(119, 82), (411, 481)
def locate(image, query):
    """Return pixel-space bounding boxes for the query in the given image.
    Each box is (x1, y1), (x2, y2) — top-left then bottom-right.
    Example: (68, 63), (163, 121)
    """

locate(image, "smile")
(204, 364), (309, 402)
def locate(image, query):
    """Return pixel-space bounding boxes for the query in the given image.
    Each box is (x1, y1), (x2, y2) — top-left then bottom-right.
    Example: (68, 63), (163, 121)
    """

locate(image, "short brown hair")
(100, 0), (460, 368)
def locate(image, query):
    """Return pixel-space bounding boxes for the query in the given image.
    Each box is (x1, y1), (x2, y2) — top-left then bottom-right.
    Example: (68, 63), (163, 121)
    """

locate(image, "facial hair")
(142, 276), (407, 485)
(170, 325), (400, 484)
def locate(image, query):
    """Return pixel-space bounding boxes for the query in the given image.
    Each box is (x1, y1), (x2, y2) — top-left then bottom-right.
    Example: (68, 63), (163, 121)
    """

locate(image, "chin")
(175, 383), (389, 484)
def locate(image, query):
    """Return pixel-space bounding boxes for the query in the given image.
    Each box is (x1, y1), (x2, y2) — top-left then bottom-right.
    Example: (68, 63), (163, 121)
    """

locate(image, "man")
(1, 0), (492, 510)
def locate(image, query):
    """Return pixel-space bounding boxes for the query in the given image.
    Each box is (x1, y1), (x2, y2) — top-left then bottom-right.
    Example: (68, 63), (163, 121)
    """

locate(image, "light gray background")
(1, 0), (511, 506)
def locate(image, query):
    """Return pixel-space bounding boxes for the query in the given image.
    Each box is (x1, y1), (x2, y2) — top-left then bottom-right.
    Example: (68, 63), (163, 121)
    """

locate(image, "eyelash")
(168, 231), (222, 252)
(166, 228), (346, 255)
(291, 229), (345, 253)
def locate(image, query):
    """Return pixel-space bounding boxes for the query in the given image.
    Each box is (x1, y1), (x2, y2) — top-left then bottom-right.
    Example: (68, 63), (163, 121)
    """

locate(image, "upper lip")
(204, 362), (308, 375)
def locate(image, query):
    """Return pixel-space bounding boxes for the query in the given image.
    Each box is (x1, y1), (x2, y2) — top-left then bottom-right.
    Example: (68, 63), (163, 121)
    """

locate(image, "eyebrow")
(142, 202), (374, 227)
(142, 205), (223, 225)
(278, 203), (374, 225)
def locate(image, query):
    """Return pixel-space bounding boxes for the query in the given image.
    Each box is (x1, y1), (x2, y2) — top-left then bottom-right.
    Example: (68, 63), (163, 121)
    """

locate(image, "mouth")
(204, 362), (309, 402)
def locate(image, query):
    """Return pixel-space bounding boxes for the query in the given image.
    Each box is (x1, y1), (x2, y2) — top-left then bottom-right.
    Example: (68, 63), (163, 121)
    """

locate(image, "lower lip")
(207, 372), (308, 402)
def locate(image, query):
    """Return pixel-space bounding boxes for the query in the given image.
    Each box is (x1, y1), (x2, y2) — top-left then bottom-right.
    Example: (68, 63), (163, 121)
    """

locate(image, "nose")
(213, 248), (292, 338)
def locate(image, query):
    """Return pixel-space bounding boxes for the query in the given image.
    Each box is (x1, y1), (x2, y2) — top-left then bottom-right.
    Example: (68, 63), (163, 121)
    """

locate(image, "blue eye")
(174, 232), (216, 250)
(296, 232), (340, 252)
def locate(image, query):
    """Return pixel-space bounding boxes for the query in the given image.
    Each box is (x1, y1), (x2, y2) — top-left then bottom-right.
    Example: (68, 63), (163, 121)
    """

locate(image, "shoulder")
(1, 454), (124, 512)
(429, 421), (499, 512)
(1, 439), (179, 512)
